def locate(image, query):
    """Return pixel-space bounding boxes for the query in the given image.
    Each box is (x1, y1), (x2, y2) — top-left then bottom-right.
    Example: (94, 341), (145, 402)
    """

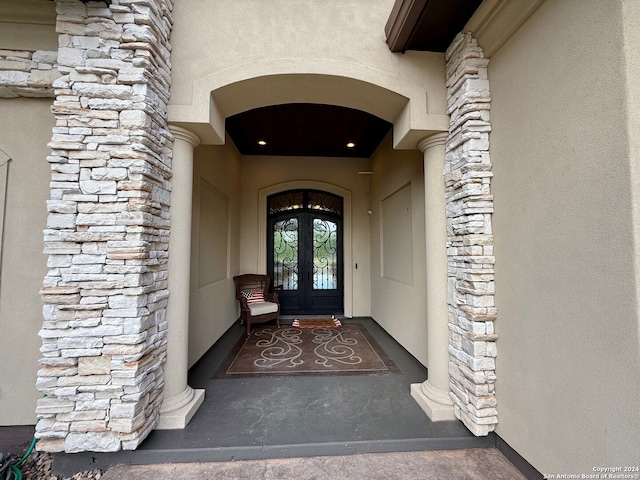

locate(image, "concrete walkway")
(100, 448), (528, 480)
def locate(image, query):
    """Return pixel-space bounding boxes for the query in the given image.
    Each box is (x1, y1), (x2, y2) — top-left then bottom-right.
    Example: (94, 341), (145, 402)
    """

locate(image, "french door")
(267, 190), (343, 315)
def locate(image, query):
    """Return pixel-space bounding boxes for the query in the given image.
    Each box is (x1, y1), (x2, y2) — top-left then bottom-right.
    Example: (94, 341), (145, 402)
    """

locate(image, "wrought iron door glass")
(268, 190), (343, 314)
(313, 218), (337, 289)
(273, 217), (299, 290)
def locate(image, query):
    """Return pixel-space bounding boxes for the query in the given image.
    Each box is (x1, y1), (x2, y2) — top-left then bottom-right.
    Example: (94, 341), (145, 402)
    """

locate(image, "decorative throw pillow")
(246, 290), (265, 304)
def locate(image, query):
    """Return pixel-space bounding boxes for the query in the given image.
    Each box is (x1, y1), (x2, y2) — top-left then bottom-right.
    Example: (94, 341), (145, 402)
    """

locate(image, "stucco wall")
(167, 0), (448, 149)
(0, 1), (57, 51)
(370, 134), (427, 366)
(623, 0), (640, 357)
(488, 0), (640, 472)
(169, 0), (445, 112)
(238, 154), (372, 318)
(0, 98), (53, 425)
(188, 143), (242, 366)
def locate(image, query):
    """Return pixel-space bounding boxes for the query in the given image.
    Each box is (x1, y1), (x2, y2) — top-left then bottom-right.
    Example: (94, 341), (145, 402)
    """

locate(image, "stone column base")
(157, 386), (205, 430)
(411, 381), (456, 422)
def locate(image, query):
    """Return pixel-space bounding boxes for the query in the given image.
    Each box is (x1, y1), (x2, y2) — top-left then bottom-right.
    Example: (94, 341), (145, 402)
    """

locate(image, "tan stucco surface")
(189, 143), (242, 366)
(0, 24), (56, 52)
(370, 135), (427, 366)
(623, 0), (640, 366)
(167, 0), (448, 148)
(488, 0), (640, 472)
(0, 98), (53, 425)
(0, 0), (56, 51)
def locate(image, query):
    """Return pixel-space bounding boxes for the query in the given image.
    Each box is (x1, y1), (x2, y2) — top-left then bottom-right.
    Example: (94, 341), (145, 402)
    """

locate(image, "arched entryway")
(165, 50), (496, 438)
(164, 69), (458, 436)
(166, 69), (458, 435)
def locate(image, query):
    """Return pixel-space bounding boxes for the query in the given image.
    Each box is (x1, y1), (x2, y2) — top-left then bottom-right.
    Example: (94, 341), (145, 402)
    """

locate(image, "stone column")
(157, 125), (205, 429)
(444, 33), (497, 436)
(37, 0), (176, 453)
(411, 132), (456, 421)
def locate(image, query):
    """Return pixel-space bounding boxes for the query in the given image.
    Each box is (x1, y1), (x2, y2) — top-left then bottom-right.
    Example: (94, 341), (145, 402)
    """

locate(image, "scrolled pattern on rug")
(312, 327), (362, 367)
(254, 328), (303, 368)
(216, 323), (399, 377)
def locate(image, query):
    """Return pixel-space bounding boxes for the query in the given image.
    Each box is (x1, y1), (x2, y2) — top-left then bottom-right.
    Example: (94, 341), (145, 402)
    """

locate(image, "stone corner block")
(64, 431), (121, 453)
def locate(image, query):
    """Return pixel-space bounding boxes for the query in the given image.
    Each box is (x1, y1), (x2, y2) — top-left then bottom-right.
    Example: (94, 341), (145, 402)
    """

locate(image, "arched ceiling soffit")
(226, 103), (393, 158)
(167, 66), (449, 149)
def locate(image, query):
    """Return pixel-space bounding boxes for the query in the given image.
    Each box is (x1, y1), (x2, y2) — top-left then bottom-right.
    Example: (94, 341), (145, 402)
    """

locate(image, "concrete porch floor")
(48, 317), (529, 478)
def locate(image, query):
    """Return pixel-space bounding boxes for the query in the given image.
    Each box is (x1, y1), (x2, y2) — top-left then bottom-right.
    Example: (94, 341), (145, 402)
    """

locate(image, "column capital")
(169, 124), (201, 148)
(417, 132), (448, 152)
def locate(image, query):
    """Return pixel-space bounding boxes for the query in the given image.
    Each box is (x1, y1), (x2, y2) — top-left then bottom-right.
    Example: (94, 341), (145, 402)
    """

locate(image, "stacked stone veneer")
(444, 32), (498, 436)
(36, 0), (174, 452)
(0, 49), (60, 98)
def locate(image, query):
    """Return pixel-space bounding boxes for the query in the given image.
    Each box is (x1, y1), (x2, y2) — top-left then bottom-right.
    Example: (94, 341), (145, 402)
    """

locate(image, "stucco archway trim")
(168, 68), (449, 150)
(258, 181), (353, 318)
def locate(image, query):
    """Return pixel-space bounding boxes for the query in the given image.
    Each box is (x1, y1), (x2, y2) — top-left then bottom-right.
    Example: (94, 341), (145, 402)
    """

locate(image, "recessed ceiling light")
(258, 140), (267, 146)
(346, 142), (356, 148)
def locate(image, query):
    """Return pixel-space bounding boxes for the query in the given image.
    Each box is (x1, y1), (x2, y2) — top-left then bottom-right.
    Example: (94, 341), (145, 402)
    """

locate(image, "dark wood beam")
(385, 0), (429, 53)
(385, 0), (483, 53)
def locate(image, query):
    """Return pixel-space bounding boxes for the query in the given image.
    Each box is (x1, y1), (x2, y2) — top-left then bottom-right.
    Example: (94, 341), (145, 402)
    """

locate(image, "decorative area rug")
(214, 323), (398, 378)
(292, 317), (342, 328)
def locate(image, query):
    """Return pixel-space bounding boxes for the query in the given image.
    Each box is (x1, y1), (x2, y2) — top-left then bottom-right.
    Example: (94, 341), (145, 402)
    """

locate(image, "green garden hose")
(0, 433), (37, 480)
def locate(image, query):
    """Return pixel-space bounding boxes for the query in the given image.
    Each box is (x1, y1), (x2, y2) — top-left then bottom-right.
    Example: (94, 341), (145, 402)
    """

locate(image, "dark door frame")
(257, 181), (354, 317)
(267, 189), (344, 315)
